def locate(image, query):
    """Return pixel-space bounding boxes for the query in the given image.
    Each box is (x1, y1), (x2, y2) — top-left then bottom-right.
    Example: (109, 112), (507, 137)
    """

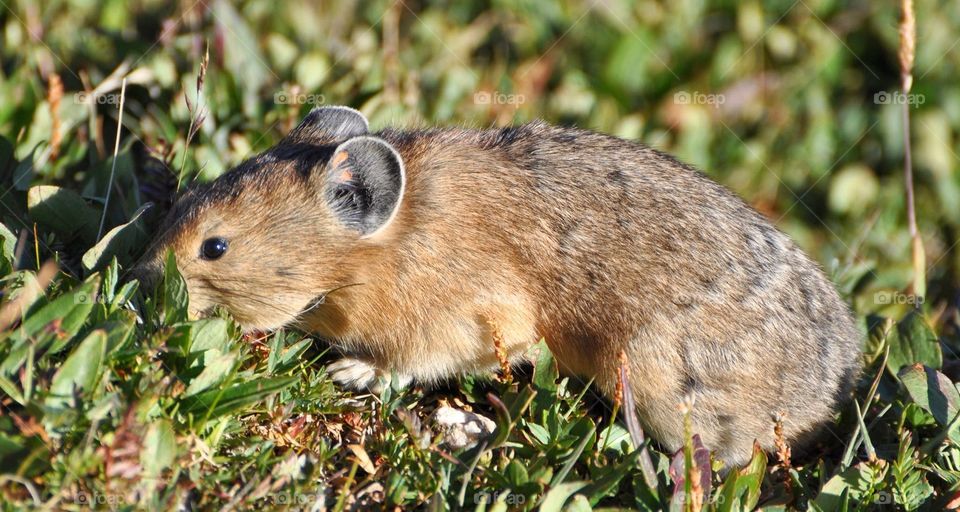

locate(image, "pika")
(136, 106), (861, 466)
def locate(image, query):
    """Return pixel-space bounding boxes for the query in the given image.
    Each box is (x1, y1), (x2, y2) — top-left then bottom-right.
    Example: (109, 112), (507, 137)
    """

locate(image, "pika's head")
(133, 107), (405, 331)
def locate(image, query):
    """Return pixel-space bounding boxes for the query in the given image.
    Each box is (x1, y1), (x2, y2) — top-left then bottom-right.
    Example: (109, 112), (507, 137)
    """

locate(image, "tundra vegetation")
(0, 0), (959, 510)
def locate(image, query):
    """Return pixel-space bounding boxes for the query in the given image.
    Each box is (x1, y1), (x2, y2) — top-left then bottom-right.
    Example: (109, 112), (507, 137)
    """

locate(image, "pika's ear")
(286, 106), (369, 144)
(324, 136), (405, 237)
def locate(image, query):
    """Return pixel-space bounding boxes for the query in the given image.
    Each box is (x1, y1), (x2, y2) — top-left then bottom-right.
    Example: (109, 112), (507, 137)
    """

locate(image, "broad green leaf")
(505, 459), (529, 488)
(580, 448), (644, 504)
(0, 277), (98, 375)
(164, 323), (195, 356)
(716, 442), (767, 512)
(539, 482), (587, 512)
(162, 251), (188, 324)
(269, 337), (312, 373)
(529, 339), (558, 394)
(101, 257), (119, 303)
(0, 432), (26, 462)
(887, 310), (941, 374)
(179, 376), (297, 419)
(551, 420), (596, 487)
(0, 373), (23, 405)
(598, 423), (633, 453)
(899, 364), (960, 443)
(27, 185), (99, 243)
(564, 495), (593, 512)
(267, 334), (283, 373)
(103, 313), (138, 354)
(86, 392), (120, 423)
(12, 143), (42, 191)
(184, 350), (238, 397)
(529, 339), (558, 417)
(813, 462), (887, 510)
(0, 221), (15, 259)
(189, 318), (232, 354)
(81, 204), (150, 273)
(111, 280), (139, 311)
(45, 330), (106, 410)
(527, 422), (551, 445)
(809, 488), (850, 512)
(141, 419), (176, 479)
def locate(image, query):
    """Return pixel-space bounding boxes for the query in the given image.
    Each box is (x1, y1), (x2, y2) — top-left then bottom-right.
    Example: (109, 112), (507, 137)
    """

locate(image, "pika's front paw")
(327, 357), (411, 393)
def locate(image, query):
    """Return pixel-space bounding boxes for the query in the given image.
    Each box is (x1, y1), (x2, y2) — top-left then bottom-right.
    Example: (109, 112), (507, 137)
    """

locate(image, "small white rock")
(430, 406), (497, 450)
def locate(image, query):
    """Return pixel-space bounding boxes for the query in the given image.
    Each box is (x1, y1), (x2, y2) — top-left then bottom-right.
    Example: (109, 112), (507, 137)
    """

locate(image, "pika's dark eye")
(201, 237), (229, 260)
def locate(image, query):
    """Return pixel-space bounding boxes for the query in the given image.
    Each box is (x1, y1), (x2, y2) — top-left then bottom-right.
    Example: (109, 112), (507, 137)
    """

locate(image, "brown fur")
(136, 108), (862, 467)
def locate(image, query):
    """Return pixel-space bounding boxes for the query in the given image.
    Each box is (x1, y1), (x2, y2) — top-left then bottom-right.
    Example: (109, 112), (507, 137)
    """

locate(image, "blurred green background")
(3, 0), (959, 323)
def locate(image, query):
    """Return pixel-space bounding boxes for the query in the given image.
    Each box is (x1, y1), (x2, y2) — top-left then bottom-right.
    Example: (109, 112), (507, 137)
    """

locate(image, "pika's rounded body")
(138, 107), (861, 466)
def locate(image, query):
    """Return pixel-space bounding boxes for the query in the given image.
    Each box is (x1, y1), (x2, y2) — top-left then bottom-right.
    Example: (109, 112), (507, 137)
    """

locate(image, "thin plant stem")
(899, 0), (925, 299)
(97, 77), (127, 241)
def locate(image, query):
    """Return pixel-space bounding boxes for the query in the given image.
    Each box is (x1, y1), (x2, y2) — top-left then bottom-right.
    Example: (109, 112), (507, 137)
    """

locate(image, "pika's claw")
(327, 357), (411, 393)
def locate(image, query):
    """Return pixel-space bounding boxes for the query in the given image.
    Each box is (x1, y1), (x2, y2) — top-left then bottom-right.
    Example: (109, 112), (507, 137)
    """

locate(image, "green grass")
(1, 0), (960, 509)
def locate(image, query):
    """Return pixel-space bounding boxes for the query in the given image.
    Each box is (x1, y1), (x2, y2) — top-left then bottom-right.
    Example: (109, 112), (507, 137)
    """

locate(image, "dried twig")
(899, 0), (924, 300)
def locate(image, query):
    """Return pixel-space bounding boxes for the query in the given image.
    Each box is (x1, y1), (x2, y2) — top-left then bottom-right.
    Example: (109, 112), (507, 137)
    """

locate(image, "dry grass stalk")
(96, 77), (127, 241)
(614, 350), (626, 408)
(487, 317), (512, 383)
(899, 0), (915, 93)
(899, 0), (925, 299)
(774, 414), (793, 494)
(47, 73), (63, 160)
(177, 44), (210, 191)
